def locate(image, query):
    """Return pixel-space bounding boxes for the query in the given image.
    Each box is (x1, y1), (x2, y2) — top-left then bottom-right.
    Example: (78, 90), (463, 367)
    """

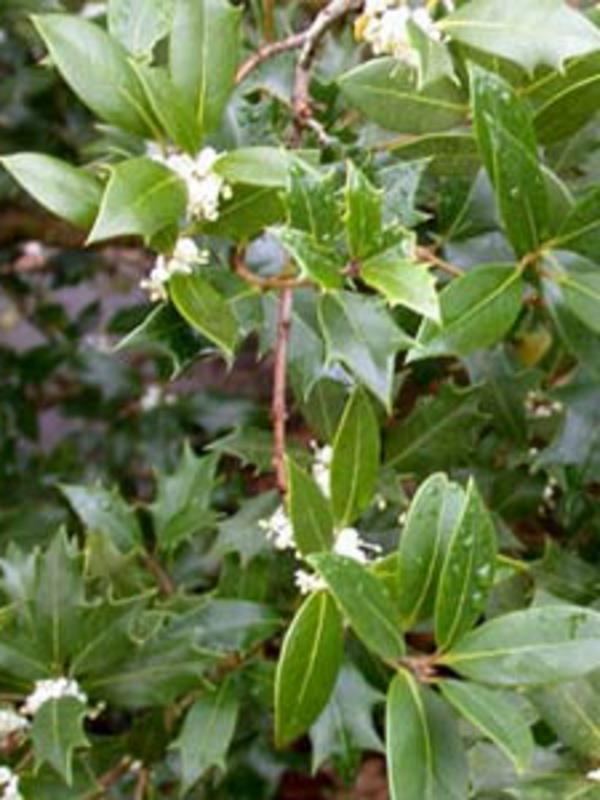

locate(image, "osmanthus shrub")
(1, 0), (600, 797)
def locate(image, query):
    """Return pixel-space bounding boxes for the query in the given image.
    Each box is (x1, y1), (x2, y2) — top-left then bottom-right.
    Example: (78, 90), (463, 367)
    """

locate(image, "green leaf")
(440, 0), (600, 72)
(308, 553), (405, 663)
(70, 595), (148, 679)
(310, 663), (384, 774)
(213, 491), (278, 567)
(386, 669), (469, 800)
(270, 227), (343, 290)
(529, 53), (600, 144)
(108, 0), (174, 57)
(434, 478), (497, 651)
(361, 246), (440, 323)
(330, 388), (380, 527)
(388, 132), (480, 178)
(466, 348), (539, 443)
(397, 474), (465, 629)
(115, 303), (205, 379)
(0, 154), (102, 230)
(275, 592), (343, 746)
(286, 458), (334, 557)
(344, 163), (382, 260)
(169, 271), (238, 360)
(529, 675), (600, 760)
(171, 678), (239, 794)
(87, 624), (214, 708)
(60, 483), (141, 552)
(208, 427), (275, 473)
(339, 58), (467, 134)
(409, 265), (523, 360)
(214, 147), (297, 188)
(133, 64), (201, 154)
(33, 532), (84, 666)
(169, 0), (242, 135)
(470, 66), (549, 256)
(149, 443), (218, 550)
(385, 384), (487, 473)
(538, 372), (600, 482)
(543, 278), (600, 380)
(378, 160), (430, 228)
(87, 158), (187, 245)
(553, 186), (600, 260)
(440, 680), (534, 772)
(318, 291), (411, 411)
(180, 598), (281, 654)
(552, 254), (600, 335)
(441, 605), (600, 685)
(202, 184), (284, 239)
(31, 697), (89, 785)
(286, 165), (341, 243)
(32, 14), (158, 137)
(300, 378), (348, 443)
(407, 19), (456, 89)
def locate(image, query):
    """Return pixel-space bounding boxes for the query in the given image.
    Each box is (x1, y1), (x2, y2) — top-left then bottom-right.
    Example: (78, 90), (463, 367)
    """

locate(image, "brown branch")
(85, 757), (134, 800)
(263, 0), (276, 40)
(232, 247), (310, 290)
(140, 553), (175, 597)
(272, 288), (293, 494)
(416, 246), (464, 277)
(133, 767), (149, 800)
(292, 0), (363, 128)
(235, 33), (306, 85)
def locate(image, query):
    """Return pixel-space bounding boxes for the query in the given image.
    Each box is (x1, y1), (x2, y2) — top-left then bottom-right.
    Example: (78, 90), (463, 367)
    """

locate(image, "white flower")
(140, 384), (163, 412)
(0, 768), (21, 800)
(259, 506), (295, 551)
(0, 709), (28, 740)
(140, 237), (207, 302)
(364, 0), (395, 13)
(22, 678), (87, 717)
(587, 768), (600, 783)
(150, 146), (232, 223)
(357, 1), (440, 65)
(311, 443), (333, 498)
(84, 333), (112, 353)
(295, 569), (326, 595)
(412, 7), (441, 39)
(79, 1), (106, 18)
(334, 527), (382, 563)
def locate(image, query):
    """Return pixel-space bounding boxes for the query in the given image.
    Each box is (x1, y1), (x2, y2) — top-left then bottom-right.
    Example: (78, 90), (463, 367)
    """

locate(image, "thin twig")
(235, 33), (306, 85)
(292, 0), (363, 129)
(272, 288), (294, 494)
(232, 248), (310, 290)
(133, 766), (149, 800)
(416, 246), (464, 277)
(140, 553), (175, 597)
(85, 756), (134, 800)
(263, 0), (276, 40)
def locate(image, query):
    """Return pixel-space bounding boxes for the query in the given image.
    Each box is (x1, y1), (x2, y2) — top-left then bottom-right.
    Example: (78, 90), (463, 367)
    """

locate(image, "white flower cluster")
(259, 444), (383, 593)
(311, 442), (333, 498)
(587, 768), (600, 783)
(525, 390), (564, 419)
(0, 710), (28, 741)
(22, 678), (87, 717)
(149, 145), (232, 224)
(258, 505), (295, 551)
(538, 475), (560, 516)
(356, 0), (440, 65)
(0, 768), (21, 800)
(140, 237), (207, 302)
(139, 383), (177, 412)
